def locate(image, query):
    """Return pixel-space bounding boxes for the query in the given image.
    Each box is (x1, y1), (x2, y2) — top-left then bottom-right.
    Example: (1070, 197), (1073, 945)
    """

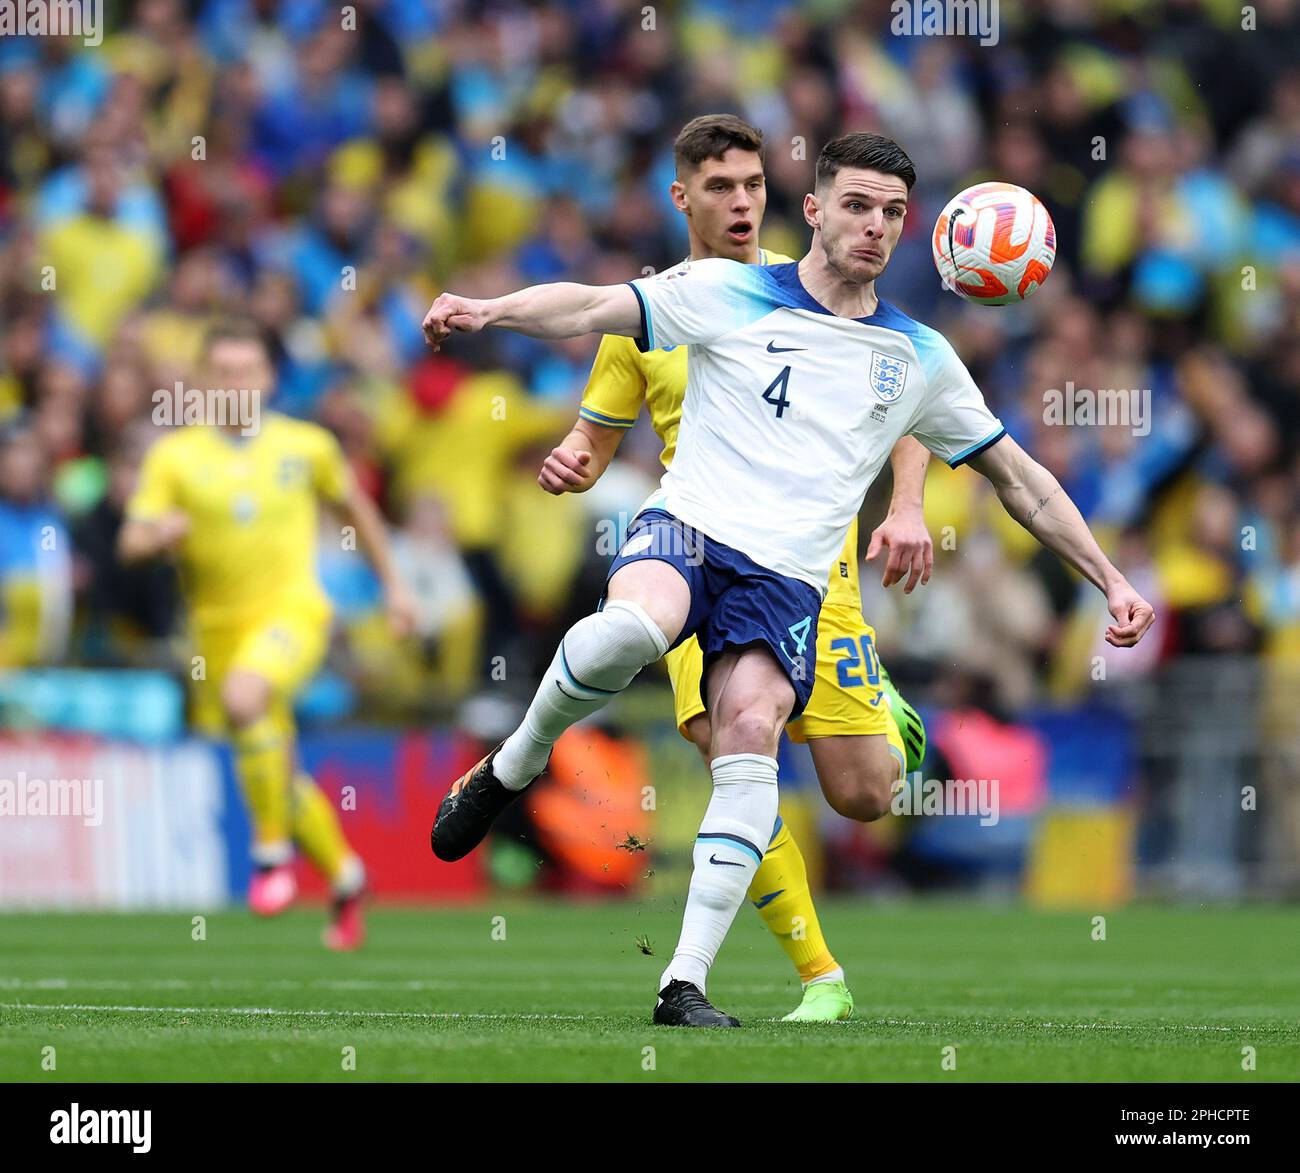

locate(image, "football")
(932, 181), (1056, 304)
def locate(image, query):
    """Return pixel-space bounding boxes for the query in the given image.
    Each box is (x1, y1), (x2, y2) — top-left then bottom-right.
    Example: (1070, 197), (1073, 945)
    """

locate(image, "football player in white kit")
(422, 132), (1155, 1027)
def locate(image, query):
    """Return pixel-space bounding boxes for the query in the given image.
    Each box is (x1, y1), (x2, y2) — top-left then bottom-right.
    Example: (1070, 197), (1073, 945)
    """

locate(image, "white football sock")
(805, 967), (845, 989)
(332, 855), (366, 899)
(494, 600), (669, 791)
(250, 840), (293, 867)
(658, 753), (780, 996)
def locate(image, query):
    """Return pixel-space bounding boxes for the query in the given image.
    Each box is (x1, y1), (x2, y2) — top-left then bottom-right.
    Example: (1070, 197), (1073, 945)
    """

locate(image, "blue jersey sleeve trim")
(626, 281), (653, 352)
(947, 426), (1007, 468)
(579, 406), (637, 428)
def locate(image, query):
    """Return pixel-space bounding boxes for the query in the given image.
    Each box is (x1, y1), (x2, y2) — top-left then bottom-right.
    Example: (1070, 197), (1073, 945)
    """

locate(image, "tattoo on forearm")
(1026, 487), (1061, 530)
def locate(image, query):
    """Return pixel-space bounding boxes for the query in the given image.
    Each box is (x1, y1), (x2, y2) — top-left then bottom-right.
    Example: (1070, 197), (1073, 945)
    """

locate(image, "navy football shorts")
(603, 508), (822, 719)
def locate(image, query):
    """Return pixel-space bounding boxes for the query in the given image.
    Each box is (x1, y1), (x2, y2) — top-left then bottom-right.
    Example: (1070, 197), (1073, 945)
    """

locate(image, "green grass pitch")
(1, 900), (1296, 1082)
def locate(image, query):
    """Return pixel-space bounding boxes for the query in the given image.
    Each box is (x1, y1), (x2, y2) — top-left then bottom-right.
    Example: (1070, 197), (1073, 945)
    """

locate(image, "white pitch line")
(3, 1002), (590, 1022)
(873, 1017), (1238, 1034)
(0, 978), (603, 993)
(0, 977), (798, 996)
(1, 1003), (1254, 1035)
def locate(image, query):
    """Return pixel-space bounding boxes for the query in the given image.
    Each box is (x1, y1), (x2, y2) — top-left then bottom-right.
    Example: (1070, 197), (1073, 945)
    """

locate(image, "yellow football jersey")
(578, 249), (860, 606)
(127, 413), (352, 629)
(42, 215), (163, 347)
(373, 371), (570, 548)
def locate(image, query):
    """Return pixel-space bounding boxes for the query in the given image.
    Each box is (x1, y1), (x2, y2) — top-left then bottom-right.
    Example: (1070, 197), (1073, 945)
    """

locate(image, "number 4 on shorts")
(786, 616), (811, 655)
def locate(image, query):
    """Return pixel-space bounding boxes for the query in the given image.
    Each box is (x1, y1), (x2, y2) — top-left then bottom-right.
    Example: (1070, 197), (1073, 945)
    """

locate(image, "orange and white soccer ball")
(932, 182), (1056, 304)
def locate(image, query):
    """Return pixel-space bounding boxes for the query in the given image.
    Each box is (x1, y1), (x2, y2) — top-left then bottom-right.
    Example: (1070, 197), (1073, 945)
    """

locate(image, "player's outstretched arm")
(866, 436), (933, 593)
(968, 435), (1154, 648)
(538, 417), (625, 495)
(422, 283), (642, 351)
(116, 512), (190, 564)
(334, 484), (417, 636)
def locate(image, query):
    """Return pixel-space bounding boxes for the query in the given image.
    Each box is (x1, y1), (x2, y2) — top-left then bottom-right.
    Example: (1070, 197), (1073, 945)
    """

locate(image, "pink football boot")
(322, 892), (366, 951)
(248, 864), (297, 917)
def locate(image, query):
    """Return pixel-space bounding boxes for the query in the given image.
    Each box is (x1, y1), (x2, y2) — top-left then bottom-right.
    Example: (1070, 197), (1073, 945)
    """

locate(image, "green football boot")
(877, 660), (927, 775)
(782, 979), (855, 1022)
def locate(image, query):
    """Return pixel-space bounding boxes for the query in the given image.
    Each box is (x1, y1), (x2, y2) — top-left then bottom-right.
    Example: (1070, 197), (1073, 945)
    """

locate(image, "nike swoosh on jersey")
(766, 340), (807, 353)
(708, 854), (745, 867)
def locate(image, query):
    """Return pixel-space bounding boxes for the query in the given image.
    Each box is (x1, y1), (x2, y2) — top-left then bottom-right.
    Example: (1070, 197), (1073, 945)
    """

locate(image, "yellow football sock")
(291, 773), (363, 895)
(231, 715), (293, 866)
(747, 817), (840, 985)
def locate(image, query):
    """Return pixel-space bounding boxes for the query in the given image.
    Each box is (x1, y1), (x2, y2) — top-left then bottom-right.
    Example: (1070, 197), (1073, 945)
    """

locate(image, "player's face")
(206, 339), (274, 398)
(806, 168), (909, 284)
(673, 149), (766, 260)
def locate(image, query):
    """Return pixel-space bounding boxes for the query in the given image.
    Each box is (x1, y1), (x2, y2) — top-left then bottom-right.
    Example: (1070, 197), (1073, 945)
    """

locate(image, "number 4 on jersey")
(762, 365), (792, 419)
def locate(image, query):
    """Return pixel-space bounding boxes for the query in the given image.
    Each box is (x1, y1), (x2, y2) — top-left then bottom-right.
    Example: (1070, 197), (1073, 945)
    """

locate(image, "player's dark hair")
(815, 133), (917, 192)
(201, 317), (275, 362)
(673, 114), (765, 175)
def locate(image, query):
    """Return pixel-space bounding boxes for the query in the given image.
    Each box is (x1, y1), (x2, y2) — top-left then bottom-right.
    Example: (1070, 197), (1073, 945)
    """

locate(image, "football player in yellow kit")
(120, 319), (416, 950)
(537, 116), (933, 1021)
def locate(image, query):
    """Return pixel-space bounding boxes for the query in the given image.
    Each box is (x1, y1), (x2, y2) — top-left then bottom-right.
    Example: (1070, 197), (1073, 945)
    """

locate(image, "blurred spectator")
(39, 142), (165, 350)
(0, 424), (72, 667)
(71, 423), (179, 664)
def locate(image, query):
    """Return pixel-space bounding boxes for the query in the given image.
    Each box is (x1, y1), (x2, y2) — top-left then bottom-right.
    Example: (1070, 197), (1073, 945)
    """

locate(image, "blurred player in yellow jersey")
(119, 320), (416, 950)
(537, 116), (934, 1021)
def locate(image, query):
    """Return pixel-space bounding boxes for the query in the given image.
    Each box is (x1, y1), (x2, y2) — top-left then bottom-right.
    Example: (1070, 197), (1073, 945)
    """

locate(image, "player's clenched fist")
(1104, 583), (1156, 648)
(538, 446), (595, 494)
(422, 292), (490, 351)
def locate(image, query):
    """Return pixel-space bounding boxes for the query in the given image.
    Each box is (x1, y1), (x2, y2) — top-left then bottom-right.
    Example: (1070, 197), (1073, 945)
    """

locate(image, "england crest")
(869, 351), (909, 403)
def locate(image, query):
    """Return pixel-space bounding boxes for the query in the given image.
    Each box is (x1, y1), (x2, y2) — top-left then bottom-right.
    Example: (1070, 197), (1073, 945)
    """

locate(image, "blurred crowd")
(0, 0), (1297, 770)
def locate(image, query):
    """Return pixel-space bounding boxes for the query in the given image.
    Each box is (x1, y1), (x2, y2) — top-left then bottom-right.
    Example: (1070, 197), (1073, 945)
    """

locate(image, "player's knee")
(822, 759), (895, 823)
(712, 707), (782, 757)
(857, 761), (896, 822)
(606, 564), (689, 647)
(221, 672), (271, 729)
(557, 602), (669, 701)
(823, 783), (887, 823)
(593, 599), (670, 673)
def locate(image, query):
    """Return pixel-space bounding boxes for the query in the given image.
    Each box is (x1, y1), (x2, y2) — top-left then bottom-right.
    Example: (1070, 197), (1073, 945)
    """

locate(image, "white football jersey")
(627, 257), (1005, 594)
